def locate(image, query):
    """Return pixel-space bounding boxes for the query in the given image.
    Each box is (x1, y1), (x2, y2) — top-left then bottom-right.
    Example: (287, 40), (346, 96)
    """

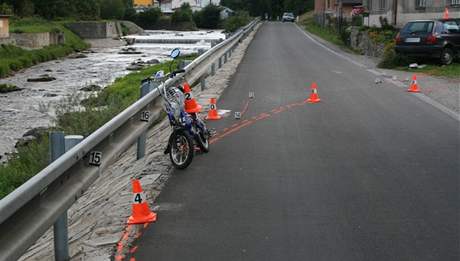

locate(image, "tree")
(75, 0), (100, 19)
(171, 3), (193, 24)
(194, 4), (221, 29)
(33, 0), (76, 19)
(135, 8), (161, 29)
(100, 0), (126, 19)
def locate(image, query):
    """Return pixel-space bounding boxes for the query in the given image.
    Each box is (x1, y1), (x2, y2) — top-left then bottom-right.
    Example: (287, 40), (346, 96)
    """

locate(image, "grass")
(0, 17), (89, 78)
(0, 56), (196, 199)
(297, 11), (347, 48)
(397, 62), (460, 78)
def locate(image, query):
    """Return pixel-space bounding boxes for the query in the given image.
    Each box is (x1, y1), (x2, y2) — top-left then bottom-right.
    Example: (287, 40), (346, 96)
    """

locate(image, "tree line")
(221, 0), (313, 19)
(0, 0), (132, 20)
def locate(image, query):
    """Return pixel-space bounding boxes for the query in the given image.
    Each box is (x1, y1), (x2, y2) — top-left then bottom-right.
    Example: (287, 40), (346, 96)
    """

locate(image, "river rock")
(27, 74), (56, 82)
(43, 93), (58, 97)
(80, 84), (102, 92)
(69, 53), (88, 59)
(15, 135), (37, 148)
(118, 47), (142, 55)
(23, 127), (48, 140)
(126, 64), (144, 71)
(0, 84), (23, 93)
(146, 59), (160, 65)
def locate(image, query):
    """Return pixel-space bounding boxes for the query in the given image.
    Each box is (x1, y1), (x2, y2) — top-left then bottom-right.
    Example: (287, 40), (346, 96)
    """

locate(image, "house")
(363, 0), (460, 28)
(314, 0), (363, 25)
(134, 0), (155, 7)
(158, 0), (221, 13)
(0, 15), (10, 39)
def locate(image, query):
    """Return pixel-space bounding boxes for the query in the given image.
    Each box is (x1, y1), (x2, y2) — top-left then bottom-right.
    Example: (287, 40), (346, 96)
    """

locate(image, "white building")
(159, 0), (221, 13)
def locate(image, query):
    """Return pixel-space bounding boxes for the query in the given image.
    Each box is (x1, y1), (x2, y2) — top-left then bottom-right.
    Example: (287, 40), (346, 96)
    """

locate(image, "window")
(416, 0), (426, 8)
(402, 21), (434, 34)
(378, 0), (386, 10)
(452, 0), (460, 6)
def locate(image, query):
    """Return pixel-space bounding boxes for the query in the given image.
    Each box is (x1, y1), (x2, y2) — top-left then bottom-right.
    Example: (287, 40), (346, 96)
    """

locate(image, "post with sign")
(50, 133), (83, 261)
(137, 83), (153, 160)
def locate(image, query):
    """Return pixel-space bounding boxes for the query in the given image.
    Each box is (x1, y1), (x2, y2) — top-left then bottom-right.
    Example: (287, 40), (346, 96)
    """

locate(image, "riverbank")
(0, 18), (89, 78)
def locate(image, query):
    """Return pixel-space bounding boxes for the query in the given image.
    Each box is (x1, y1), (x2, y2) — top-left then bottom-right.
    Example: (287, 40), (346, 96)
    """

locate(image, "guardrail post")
(200, 76), (206, 91)
(218, 56), (222, 68)
(224, 52), (228, 64)
(211, 63), (216, 76)
(137, 84), (152, 160)
(50, 133), (83, 261)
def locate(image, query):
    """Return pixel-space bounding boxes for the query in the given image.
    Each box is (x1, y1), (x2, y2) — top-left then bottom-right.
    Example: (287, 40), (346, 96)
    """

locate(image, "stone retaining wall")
(9, 32), (65, 49)
(66, 21), (121, 39)
(349, 26), (385, 58)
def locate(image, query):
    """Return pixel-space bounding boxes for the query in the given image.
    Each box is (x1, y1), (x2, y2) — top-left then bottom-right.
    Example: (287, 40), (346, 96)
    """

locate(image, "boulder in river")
(118, 47), (142, 55)
(126, 64), (144, 71)
(146, 59), (160, 65)
(15, 135), (37, 148)
(27, 74), (56, 82)
(80, 84), (102, 92)
(69, 53), (88, 59)
(23, 127), (48, 140)
(0, 84), (23, 93)
(43, 93), (58, 97)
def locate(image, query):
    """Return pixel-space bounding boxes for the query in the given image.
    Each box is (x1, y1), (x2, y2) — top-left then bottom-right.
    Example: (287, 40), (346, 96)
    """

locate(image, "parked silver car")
(282, 12), (295, 22)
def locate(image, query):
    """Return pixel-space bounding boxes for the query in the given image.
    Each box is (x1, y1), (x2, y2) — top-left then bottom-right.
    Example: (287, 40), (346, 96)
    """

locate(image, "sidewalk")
(298, 24), (460, 114)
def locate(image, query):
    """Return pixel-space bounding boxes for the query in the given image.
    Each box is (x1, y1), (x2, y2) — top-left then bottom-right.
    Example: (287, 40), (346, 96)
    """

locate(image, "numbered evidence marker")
(88, 151), (102, 166)
(234, 111), (241, 119)
(249, 91), (255, 99)
(133, 191), (146, 204)
(140, 111), (150, 122)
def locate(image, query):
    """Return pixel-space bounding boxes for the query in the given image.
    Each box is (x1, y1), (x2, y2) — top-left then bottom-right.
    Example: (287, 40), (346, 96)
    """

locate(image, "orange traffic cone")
(443, 7), (449, 19)
(306, 82), (321, 103)
(183, 82), (202, 113)
(206, 98), (221, 120)
(407, 74), (420, 93)
(127, 179), (157, 225)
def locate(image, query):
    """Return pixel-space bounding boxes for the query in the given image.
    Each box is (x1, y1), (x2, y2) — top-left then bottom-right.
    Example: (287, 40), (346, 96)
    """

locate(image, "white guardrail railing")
(0, 18), (260, 261)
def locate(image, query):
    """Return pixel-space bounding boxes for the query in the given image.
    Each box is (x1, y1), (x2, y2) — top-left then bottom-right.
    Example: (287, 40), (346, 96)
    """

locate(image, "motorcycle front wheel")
(169, 130), (194, 169)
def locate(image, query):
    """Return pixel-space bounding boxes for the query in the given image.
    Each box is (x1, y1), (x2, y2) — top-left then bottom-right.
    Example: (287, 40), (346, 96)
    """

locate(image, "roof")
(0, 15), (11, 18)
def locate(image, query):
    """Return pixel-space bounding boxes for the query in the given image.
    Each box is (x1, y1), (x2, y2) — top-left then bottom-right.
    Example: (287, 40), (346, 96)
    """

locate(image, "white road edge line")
(294, 23), (460, 122)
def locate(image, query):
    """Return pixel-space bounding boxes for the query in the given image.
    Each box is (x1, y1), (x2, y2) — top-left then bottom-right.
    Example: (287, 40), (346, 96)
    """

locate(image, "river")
(0, 30), (225, 161)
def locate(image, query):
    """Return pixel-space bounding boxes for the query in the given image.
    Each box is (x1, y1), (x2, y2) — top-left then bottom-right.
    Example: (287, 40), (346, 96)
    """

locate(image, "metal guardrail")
(0, 18), (260, 261)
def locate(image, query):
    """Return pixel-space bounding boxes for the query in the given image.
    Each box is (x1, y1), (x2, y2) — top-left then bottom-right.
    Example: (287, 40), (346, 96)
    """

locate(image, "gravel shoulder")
(19, 22), (261, 261)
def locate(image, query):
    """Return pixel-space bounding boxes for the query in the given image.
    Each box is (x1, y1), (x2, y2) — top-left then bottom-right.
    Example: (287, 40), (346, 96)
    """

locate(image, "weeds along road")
(134, 22), (459, 261)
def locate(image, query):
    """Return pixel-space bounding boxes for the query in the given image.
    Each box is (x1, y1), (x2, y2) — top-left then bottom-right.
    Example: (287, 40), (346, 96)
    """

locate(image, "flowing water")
(0, 30), (225, 160)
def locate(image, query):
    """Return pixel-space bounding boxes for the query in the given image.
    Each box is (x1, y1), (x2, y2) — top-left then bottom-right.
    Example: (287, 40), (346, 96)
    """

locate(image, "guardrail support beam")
(200, 76), (206, 91)
(50, 133), (83, 261)
(211, 63), (216, 76)
(224, 52), (228, 64)
(218, 57), (222, 68)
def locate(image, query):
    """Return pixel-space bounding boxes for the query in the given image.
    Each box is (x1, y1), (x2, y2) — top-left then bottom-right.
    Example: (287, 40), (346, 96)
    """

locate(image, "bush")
(223, 11), (250, 33)
(351, 15), (363, 26)
(378, 41), (412, 68)
(0, 3), (13, 15)
(135, 8), (161, 29)
(100, 0), (126, 19)
(194, 4), (222, 29)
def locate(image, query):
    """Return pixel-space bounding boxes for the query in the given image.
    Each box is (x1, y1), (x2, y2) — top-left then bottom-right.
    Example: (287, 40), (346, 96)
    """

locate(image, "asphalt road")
(134, 22), (460, 261)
